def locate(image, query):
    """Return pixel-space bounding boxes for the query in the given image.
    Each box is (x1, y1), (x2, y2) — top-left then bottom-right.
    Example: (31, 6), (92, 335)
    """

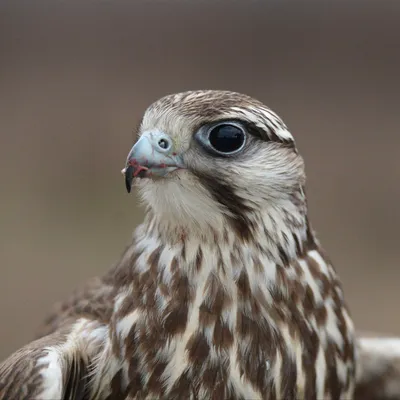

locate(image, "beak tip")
(124, 165), (134, 194)
(125, 179), (132, 194)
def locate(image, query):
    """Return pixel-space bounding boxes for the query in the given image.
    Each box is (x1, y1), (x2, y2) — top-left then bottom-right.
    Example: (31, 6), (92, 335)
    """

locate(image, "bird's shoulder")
(37, 276), (116, 339)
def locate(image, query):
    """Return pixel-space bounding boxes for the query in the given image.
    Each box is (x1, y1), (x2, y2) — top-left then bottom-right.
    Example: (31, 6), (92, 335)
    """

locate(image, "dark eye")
(158, 138), (169, 149)
(207, 123), (246, 154)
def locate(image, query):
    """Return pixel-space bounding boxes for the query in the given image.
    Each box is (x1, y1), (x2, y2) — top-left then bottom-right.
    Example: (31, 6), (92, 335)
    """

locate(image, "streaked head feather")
(135, 90), (305, 237)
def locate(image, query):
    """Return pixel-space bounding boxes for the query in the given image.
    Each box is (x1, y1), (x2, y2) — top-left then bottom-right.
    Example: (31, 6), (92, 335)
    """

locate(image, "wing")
(0, 316), (108, 400)
(0, 329), (87, 399)
(0, 257), (125, 399)
(355, 332), (400, 400)
(36, 277), (115, 339)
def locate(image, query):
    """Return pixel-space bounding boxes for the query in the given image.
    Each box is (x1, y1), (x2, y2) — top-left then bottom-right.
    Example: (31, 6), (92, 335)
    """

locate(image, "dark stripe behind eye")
(243, 121), (295, 148)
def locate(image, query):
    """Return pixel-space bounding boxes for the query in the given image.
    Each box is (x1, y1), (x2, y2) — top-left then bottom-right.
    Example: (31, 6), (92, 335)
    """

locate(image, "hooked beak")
(122, 131), (184, 193)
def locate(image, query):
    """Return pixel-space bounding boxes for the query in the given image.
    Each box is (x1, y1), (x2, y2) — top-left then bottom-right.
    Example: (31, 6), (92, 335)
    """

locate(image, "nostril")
(158, 138), (170, 150)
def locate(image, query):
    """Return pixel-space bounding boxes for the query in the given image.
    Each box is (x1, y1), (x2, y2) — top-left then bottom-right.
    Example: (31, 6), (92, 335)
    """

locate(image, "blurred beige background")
(1, 1), (399, 360)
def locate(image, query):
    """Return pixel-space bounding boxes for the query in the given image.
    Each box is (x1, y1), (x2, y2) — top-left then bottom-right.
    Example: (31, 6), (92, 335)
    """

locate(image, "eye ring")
(196, 121), (246, 156)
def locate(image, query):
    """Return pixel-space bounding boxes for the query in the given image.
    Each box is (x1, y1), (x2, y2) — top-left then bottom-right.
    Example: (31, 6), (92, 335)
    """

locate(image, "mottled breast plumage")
(0, 90), (363, 400)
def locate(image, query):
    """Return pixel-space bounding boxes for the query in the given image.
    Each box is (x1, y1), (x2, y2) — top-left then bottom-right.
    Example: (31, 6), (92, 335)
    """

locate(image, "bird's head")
(123, 90), (306, 236)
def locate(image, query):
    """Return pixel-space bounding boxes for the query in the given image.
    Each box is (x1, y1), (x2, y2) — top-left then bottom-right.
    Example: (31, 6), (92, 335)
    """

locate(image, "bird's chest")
(106, 282), (356, 400)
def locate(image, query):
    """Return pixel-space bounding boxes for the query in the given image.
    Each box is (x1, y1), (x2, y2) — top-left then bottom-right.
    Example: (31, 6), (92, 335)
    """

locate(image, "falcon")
(1, 90), (400, 399)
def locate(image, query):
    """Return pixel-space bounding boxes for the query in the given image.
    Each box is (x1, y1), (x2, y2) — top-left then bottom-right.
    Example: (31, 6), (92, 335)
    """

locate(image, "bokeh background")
(1, 1), (399, 360)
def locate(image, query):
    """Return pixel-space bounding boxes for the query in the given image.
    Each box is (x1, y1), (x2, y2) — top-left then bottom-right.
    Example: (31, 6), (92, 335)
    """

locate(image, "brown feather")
(0, 329), (89, 400)
(2, 90), (395, 399)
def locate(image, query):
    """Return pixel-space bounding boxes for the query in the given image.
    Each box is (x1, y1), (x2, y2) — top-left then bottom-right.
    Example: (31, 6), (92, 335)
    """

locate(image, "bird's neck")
(117, 194), (316, 288)
(107, 195), (354, 400)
